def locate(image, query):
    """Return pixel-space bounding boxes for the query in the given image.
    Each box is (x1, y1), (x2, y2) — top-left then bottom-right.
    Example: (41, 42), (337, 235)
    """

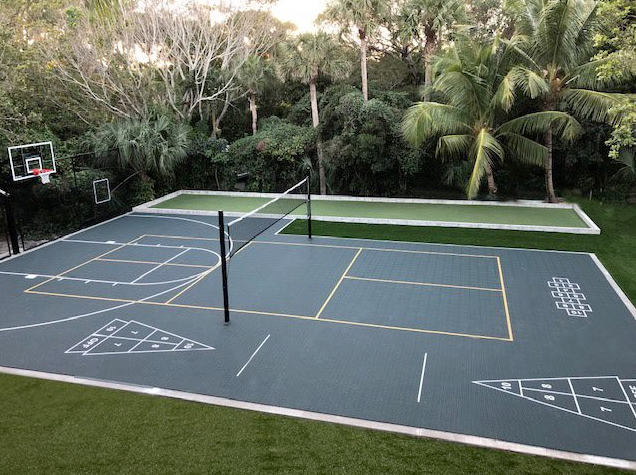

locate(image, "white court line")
(0, 275), (200, 333)
(131, 248), (190, 284)
(2, 366), (634, 470)
(63, 238), (219, 257)
(417, 353), (428, 403)
(236, 334), (271, 377)
(617, 377), (636, 420)
(567, 378), (582, 414)
(0, 270), (205, 287)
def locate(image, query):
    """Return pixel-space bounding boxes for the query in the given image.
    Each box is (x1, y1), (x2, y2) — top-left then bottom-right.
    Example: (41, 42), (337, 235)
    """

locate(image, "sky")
(271, 0), (328, 33)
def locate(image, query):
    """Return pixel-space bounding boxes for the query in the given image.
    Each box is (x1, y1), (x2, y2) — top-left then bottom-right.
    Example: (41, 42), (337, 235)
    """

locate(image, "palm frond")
(561, 88), (632, 126)
(436, 134), (473, 161)
(433, 70), (485, 114)
(493, 72), (516, 112)
(536, 0), (592, 71)
(497, 110), (583, 142)
(569, 57), (636, 90)
(401, 102), (470, 147)
(498, 132), (547, 167)
(466, 128), (504, 199)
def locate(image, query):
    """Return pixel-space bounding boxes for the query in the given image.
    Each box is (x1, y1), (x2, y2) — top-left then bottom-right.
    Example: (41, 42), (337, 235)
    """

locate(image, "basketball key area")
(0, 212), (635, 468)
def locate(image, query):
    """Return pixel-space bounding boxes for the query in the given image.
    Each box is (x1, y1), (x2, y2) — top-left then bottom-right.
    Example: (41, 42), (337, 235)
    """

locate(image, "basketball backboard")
(7, 141), (56, 182)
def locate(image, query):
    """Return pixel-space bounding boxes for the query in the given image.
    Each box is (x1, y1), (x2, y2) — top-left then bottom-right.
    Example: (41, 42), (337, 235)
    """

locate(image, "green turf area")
(1, 198), (633, 474)
(0, 374), (630, 475)
(152, 194), (590, 228)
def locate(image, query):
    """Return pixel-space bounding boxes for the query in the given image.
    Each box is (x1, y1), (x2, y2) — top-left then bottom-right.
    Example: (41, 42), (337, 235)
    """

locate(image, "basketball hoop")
(32, 168), (54, 185)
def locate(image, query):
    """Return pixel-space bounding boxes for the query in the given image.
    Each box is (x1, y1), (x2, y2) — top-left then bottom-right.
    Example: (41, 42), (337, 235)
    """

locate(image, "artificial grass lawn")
(153, 193), (589, 228)
(1, 198), (633, 474)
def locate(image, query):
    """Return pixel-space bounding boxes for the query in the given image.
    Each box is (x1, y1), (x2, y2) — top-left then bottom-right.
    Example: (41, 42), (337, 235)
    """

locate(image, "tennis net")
(226, 177), (310, 257)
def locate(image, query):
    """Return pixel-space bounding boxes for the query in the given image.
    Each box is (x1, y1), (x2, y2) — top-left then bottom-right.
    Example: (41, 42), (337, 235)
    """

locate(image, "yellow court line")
(147, 234), (498, 260)
(26, 235), (145, 293)
(25, 289), (512, 341)
(164, 241), (253, 305)
(344, 275), (503, 292)
(229, 239), (497, 260)
(315, 248), (363, 319)
(164, 265), (220, 304)
(96, 258), (212, 269)
(496, 256), (514, 341)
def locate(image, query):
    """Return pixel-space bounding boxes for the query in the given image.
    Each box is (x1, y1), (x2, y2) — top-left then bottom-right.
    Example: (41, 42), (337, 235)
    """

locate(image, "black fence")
(1, 152), (131, 254)
(0, 193), (10, 261)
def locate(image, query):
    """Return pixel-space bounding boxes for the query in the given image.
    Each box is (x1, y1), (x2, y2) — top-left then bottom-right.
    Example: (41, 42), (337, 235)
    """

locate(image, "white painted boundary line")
(417, 353), (428, 403)
(589, 253), (636, 320)
(1, 366), (634, 471)
(0, 212), (133, 264)
(308, 215), (598, 234)
(133, 191), (600, 235)
(236, 334), (270, 377)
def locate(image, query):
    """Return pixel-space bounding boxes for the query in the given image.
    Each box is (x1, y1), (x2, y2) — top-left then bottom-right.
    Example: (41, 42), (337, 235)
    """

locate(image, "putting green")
(151, 194), (590, 229)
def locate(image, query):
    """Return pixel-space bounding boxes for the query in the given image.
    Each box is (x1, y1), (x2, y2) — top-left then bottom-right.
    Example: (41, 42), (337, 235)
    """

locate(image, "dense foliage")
(0, 0), (634, 218)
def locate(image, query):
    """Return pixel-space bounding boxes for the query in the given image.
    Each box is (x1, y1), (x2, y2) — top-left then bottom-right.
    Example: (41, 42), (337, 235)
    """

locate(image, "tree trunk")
(309, 80), (326, 195)
(544, 126), (557, 203)
(249, 92), (258, 135)
(484, 161), (498, 197)
(360, 28), (368, 103)
(423, 39), (436, 102)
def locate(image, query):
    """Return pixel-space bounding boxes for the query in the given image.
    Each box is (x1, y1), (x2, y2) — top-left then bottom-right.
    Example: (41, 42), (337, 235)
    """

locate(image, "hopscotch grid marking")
(237, 334), (271, 377)
(417, 353), (428, 403)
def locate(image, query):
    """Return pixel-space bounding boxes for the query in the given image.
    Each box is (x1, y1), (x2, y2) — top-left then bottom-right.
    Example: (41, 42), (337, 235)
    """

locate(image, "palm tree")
(399, 0), (466, 100)
(320, 0), (388, 103)
(277, 33), (352, 194)
(402, 34), (581, 199)
(504, 0), (633, 202)
(91, 115), (190, 200)
(237, 55), (270, 136)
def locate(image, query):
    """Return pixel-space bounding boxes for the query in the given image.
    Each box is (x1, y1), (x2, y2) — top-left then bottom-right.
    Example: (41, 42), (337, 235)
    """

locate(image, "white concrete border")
(0, 365), (634, 470)
(589, 253), (636, 320)
(133, 191), (601, 235)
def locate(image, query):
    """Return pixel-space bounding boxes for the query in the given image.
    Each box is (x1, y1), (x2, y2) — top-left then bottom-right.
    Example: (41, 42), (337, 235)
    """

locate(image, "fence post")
(0, 190), (20, 255)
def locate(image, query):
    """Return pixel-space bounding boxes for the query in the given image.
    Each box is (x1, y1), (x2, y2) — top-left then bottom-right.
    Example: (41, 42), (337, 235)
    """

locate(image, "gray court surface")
(0, 212), (635, 468)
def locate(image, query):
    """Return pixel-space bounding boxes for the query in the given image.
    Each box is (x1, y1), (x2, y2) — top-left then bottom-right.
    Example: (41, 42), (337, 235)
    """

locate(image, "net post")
(306, 176), (312, 240)
(0, 190), (20, 255)
(218, 211), (230, 325)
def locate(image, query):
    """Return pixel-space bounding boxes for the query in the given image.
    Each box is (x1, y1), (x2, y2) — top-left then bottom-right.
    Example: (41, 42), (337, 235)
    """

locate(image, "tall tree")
(237, 55), (270, 135)
(319, 0), (388, 103)
(89, 115), (190, 200)
(277, 33), (352, 194)
(398, 0), (466, 100)
(50, 0), (283, 127)
(505, 0), (634, 202)
(402, 34), (581, 199)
